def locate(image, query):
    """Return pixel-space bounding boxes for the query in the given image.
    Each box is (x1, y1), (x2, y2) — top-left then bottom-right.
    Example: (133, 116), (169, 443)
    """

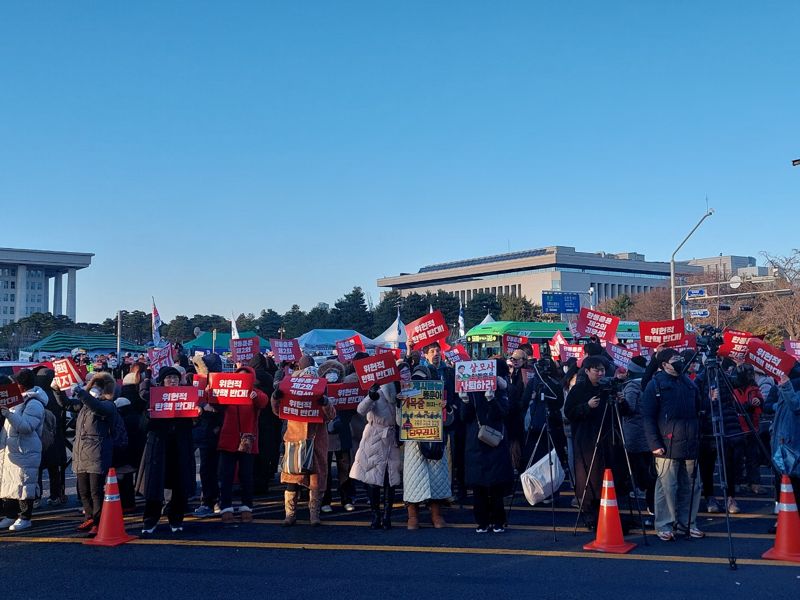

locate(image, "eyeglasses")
(589, 367), (606, 373)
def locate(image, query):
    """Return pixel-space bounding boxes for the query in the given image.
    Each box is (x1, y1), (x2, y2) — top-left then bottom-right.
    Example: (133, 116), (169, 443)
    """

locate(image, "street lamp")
(670, 208), (715, 319)
(588, 287), (595, 309)
(278, 325), (286, 339)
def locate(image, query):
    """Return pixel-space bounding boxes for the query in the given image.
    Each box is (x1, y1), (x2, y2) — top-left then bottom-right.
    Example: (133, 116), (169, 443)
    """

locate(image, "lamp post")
(278, 325), (286, 340)
(670, 209), (715, 319)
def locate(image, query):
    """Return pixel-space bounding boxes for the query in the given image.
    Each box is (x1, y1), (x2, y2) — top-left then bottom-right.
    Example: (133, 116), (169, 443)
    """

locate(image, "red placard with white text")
(335, 335), (366, 362)
(353, 354), (400, 390)
(326, 382), (363, 411)
(549, 331), (567, 360)
(639, 319), (686, 348)
(269, 338), (302, 363)
(671, 333), (697, 351)
(784, 339), (800, 360)
(455, 360), (497, 393)
(277, 376), (327, 422)
(440, 340), (471, 363)
(192, 374), (207, 399)
(376, 346), (403, 361)
(52, 359), (83, 389)
(231, 337), (260, 364)
(560, 344), (585, 363)
(745, 338), (797, 380)
(0, 383), (24, 409)
(405, 310), (449, 348)
(502, 334), (529, 355)
(607, 344), (635, 368)
(718, 329), (754, 362)
(208, 372), (254, 405)
(148, 345), (174, 381)
(576, 308), (619, 341)
(149, 386), (200, 418)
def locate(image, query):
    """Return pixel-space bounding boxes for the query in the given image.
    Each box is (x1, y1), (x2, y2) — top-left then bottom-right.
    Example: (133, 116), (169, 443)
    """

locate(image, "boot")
(430, 501), (447, 529)
(406, 503), (419, 530)
(383, 485), (396, 530)
(309, 490), (323, 526)
(369, 486), (382, 530)
(282, 490), (298, 527)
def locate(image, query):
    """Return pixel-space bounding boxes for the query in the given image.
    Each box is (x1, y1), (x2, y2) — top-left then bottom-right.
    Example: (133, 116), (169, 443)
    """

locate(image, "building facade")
(378, 245), (704, 307)
(0, 248), (94, 325)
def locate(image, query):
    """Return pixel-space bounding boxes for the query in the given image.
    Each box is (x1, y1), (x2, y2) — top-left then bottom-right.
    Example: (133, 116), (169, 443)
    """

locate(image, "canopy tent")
(296, 329), (375, 352)
(371, 315), (407, 348)
(23, 331), (147, 360)
(181, 331), (270, 354)
(479, 312), (496, 325)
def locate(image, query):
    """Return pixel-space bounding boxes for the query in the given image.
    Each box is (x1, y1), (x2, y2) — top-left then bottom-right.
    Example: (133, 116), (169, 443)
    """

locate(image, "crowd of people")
(0, 336), (798, 543)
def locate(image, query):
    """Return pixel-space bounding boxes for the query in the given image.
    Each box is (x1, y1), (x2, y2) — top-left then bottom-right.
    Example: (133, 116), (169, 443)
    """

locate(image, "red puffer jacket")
(217, 366), (269, 454)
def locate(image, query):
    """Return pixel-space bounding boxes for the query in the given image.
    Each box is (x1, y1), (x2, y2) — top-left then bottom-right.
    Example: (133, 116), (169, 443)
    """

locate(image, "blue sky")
(1, 1), (798, 322)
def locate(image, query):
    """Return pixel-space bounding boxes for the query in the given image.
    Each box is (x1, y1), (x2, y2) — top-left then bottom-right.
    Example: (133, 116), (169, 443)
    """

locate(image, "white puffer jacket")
(349, 383), (403, 487)
(0, 386), (46, 499)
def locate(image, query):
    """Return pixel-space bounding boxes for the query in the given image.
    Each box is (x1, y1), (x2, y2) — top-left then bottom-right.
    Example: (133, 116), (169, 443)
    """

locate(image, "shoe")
(570, 497), (579, 508)
(46, 497), (64, 507)
(309, 490), (323, 526)
(32, 499), (41, 509)
(774, 501), (780, 515)
(88, 526), (98, 537)
(221, 509), (235, 524)
(370, 511), (382, 530)
(283, 491), (298, 527)
(657, 529), (675, 541)
(141, 524), (157, 535)
(475, 526), (489, 533)
(706, 497), (721, 513)
(0, 517), (14, 529)
(213, 503), (221, 515)
(726, 497), (741, 514)
(644, 517), (654, 527)
(76, 519), (94, 532)
(676, 524), (705, 538)
(321, 505), (333, 514)
(193, 505), (213, 518)
(750, 484), (764, 495)
(344, 503), (355, 512)
(406, 503), (419, 530)
(429, 502), (447, 529)
(170, 525), (184, 533)
(492, 525), (505, 533)
(240, 507), (253, 523)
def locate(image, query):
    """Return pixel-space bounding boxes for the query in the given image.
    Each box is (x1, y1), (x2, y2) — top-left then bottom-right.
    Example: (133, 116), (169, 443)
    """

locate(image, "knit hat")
(157, 366), (181, 384)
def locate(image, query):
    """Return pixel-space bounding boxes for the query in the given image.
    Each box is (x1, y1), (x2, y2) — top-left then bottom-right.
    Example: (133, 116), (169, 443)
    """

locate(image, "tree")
(499, 295), (536, 322)
(430, 290), (460, 328)
(371, 291), (402, 338)
(400, 292), (431, 325)
(235, 312), (258, 333)
(189, 314), (230, 335)
(282, 305), (308, 339)
(465, 292), (501, 329)
(330, 287), (372, 333)
(306, 304), (333, 330)
(598, 294), (635, 318)
(164, 315), (194, 343)
(256, 309), (282, 340)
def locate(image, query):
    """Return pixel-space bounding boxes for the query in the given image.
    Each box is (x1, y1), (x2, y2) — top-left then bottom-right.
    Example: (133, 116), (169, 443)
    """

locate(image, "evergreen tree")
(330, 287), (372, 333)
(464, 293), (501, 328)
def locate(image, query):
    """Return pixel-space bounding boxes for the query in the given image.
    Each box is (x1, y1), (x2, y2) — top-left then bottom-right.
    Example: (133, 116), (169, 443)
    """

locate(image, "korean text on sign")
(208, 372), (254, 405)
(353, 354), (399, 389)
(576, 308), (619, 341)
(52, 359), (83, 389)
(745, 338), (797, 380)
(639, 319), (686, 348)
(455, 360), (497, 393)
(269, 338), (301, 363)
(149, 386), (199, 419)
(0, 383), (24, 409)
(231, 337), (260, 363)
(405, 310), (449, 348)
(277, 376), (327, 422)
(398, 380), (445, 442)
(326, 382), (363, 411)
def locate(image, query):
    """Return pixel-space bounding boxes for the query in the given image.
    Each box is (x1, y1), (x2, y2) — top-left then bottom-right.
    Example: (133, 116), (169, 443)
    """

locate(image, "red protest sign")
(0, 383), (24, 409)
(549, 331), (567, 359)
(745, 338), (797, 380)
(376, 346), (403, 361)
(576, 308), (619, 341)
(335, 334), (366, 362)
(208, 372), (254, 405)
(441, 341), (470, 363)
(455, 360), (497, 393)
(405, 310), (449, 348)
(149, 386), (200, 419)
(231, 337), (260, 364)
(277, 376), (327, 422)
(639, 319), (686, 348)
(671, 333), (697, 351)
(326, 382), (363, 411)
(192, 374), (207, 399)
(785, 339), (800, 360)
(560, 344), (585, 363)
(269, 338), (302, 363)
(718, 329), (754, 362)
(52, 359), (83, 389)
(353, 354), (400, 389)
(148, 346), (174, 380)
(607, 344), (635, 368)
(502, 334), (529, 355)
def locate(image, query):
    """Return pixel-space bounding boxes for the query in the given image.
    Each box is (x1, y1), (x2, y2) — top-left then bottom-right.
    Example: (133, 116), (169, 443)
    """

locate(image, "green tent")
(181, 331), (271, 354)
(23, 331), (147, 358)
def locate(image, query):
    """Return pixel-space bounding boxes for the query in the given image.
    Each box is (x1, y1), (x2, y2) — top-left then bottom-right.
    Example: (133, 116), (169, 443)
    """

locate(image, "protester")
(248, 354), (278, 495)
(0, 370), (46, 531)
(732, 364), (765, 495)
(770, 372), (800, 532)
(506, 349), (528, 471)
(34, 367), (68, 506)
(318, 360), (355, 513)
(621, 356), (656, 521)
(192, 353), (224, 517)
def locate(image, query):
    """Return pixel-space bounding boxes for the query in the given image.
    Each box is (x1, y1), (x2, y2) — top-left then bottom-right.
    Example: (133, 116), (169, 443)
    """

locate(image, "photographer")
(520, 357), (568, 471)
(641, 349), (704, 541)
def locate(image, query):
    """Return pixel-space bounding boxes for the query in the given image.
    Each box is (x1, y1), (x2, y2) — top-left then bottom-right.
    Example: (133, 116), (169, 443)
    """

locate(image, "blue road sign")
(542, 291), (582, 314)
(687, 289), (706, 299)
(689, 309), (710, 318)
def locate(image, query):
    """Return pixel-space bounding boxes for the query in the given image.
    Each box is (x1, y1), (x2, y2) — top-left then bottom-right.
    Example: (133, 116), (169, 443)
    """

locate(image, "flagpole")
(116, 310), (122, 357)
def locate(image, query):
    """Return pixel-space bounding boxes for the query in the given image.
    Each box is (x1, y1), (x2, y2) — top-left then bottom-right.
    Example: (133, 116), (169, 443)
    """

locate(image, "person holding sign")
(191, 353), (224, 518)
(318, 360), (356, 514)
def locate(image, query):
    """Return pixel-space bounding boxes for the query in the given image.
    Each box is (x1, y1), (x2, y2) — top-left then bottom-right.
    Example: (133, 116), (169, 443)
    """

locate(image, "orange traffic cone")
(84, 468), (137, 547)
(583, 468), (636, 554)
(762, 475), (800, 562)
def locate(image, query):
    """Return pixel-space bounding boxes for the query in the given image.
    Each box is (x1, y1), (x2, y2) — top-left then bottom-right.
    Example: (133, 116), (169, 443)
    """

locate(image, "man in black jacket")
(641, 349), (704, 541)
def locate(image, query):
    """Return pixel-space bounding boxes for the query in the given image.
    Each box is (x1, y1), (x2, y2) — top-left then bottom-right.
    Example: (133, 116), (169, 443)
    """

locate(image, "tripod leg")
(573, 402), (610, 535)
(506, 423), (542, 523)
(611, 401), (648, 546)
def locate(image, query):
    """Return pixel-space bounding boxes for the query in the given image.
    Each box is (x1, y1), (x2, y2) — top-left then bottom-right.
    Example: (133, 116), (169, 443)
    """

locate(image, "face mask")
(89, 387), (102, 398)
(324, 371), (339, 383)
(669, 360), (685, 375)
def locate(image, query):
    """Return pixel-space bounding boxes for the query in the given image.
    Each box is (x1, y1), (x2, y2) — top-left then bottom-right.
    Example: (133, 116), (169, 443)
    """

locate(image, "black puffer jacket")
(641, 371), (701, 460)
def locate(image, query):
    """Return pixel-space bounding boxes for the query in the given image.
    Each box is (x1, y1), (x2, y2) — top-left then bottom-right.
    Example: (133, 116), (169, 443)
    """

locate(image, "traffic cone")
(84, 468), (137, 547)
(583, 468), (636, 554)
(762, 475), (800, 562)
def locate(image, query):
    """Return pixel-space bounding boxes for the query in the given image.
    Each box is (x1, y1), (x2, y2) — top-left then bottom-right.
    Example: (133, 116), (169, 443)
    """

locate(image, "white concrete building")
(0, 247), (93, 325)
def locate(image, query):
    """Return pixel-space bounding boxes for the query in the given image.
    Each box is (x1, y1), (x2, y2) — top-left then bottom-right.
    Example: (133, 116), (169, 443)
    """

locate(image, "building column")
(42, 275), (49, 314)
(53, 273), (63, 316)
(66, 268), (77, 322)
(14, 265), (26, 322)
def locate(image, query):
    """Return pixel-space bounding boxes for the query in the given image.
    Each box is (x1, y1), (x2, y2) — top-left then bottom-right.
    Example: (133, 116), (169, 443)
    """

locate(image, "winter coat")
(733, 385), (763, 433)
(217, 367), (269, 454)
(641, 371), (701, 460)
(622, 376), (649, 453)
(0, 387), (46, 500)
(506, 370), (527, 444)
(34, 369), (67, 468)
(113, 397), (146, 471)
(463, 389), (514, 489)
(349, 382), (402, 487)
(771, 381), (800, 477)
(72, 387), (118, 475)
(695, 369), (743, 439)
(136, 418), (197, 502)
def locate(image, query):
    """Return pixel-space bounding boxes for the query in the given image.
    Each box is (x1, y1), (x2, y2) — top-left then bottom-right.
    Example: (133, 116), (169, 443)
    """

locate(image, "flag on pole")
(231, 312), (240, 340)
(458, 301), (465, 338)
(152, 297), (162, 346)
(396, 307), (402, 337)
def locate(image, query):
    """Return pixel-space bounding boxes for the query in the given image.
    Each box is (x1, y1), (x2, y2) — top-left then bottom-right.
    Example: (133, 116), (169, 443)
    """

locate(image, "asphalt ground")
(1, 476), (797, 600)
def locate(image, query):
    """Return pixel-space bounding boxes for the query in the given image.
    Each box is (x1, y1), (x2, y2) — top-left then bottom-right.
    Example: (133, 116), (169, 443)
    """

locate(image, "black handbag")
(419, 441), (445, 461)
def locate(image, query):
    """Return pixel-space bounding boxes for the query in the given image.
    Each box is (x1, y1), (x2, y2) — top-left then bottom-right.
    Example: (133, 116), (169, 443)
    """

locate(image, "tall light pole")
(670, 209), (715, 319)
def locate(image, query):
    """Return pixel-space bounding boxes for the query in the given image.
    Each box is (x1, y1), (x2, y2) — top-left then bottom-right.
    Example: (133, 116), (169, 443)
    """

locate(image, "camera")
(696, 324), (724, 355)
(598, 376), (620, 396)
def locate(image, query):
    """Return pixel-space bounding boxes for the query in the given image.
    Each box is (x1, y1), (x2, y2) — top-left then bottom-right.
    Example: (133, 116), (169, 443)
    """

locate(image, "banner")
(398, 380), (445, 442)
(0, 383), (24, 409)
(277, 376), (327, 422)
(269, 338), (302, 363)
(607, 343), (635, 369)
(520, 368), (537, 385)
(560, 344), (585, 363)
(639, 319), (686, 348)
(575, 308), (619, 341)
(745, 338), (797, 380)
(353, 354), (399, 389)
(192, 374), (207, 399)
(502, 334), (528, 355)
(376, 346), (403, 361)
(455, 360), (497, 393)
(148, 345), (174, 381)
(52, 359), (83, 389)
(335, 334), (366, 362)
(718, 329), (754, 362)
(671, 333), (697, 351)
(326, 382), (363, 411)
(440, 341), (470, 363)
(785, 339), (800, 360)
(208, 372), (254, 405)
(405, 310), (449, 348)
(231, 337), (260, 364)
(149, 386), (200, 418)
(549, 331), (567, 360)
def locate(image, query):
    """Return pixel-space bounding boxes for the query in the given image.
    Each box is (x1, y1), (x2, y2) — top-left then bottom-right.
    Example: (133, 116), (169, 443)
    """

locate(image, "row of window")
(1, 281), (15, 289)
(1, 293), (15, 302)
(26, 281), (43, 290)
(0, 268), (46, 278)
(1, 307), (15, 315)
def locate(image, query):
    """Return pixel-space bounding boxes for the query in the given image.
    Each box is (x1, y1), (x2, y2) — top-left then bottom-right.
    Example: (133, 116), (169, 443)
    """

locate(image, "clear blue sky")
(1, 1), (797, 323)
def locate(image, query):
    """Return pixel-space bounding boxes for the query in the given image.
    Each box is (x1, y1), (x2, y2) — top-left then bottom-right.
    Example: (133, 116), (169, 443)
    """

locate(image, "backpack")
(24, 397), (56, 453)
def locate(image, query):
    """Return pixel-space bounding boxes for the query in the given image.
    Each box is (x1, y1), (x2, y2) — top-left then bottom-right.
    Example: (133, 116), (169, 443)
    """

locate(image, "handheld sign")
(560, 344), (585, 363)
(745, 338), (797, 380)
(148, 345), (174, 380)
(353, 354), (399, 390)
(640, 319), (686, 348)
(502, 334), (528, 355)
(576, 308), (619, 341)
(440, 341), (470, 363)
(607, 343), (635, 369)
(455, 360), (497, 393)
(149, 386), (199, 418)
(192, 374), (207, 399)
(270, 338), (302, 363)
(0, 383), (24, 409)
(231, 337), (260, 364)
(277, 376), (327, 422)
(718, 329), (754, 362)
(398, 380), (445, 442)
(208, 372), (254, 405)
(326, 382), (363, 411)
(335, 335), (365, 362)
(784, 339), (800, 360)
(53, 359), (83, 389)
(405, 310), (449, 348)
(376, 346), (403, 361)
(549, 331), (567, 360)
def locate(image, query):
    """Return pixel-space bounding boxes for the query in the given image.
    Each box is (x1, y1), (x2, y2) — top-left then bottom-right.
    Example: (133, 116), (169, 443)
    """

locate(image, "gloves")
(273, 388), (284, 400)
(459, 391), (469, 404)
(368, 384), (380, 401)
(485, 388), (495, 401)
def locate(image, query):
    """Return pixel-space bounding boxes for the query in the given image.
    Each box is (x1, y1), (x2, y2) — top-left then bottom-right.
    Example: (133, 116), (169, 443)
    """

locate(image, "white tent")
(371, 315), (407, 348)
(479, 312), (496, 325)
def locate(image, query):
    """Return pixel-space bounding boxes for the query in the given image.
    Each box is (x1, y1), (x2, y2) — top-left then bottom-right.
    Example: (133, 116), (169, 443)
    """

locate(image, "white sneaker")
(321, 505), (333, 513)
(9, 518), (31, 531)
(0, 517), (15, 529)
